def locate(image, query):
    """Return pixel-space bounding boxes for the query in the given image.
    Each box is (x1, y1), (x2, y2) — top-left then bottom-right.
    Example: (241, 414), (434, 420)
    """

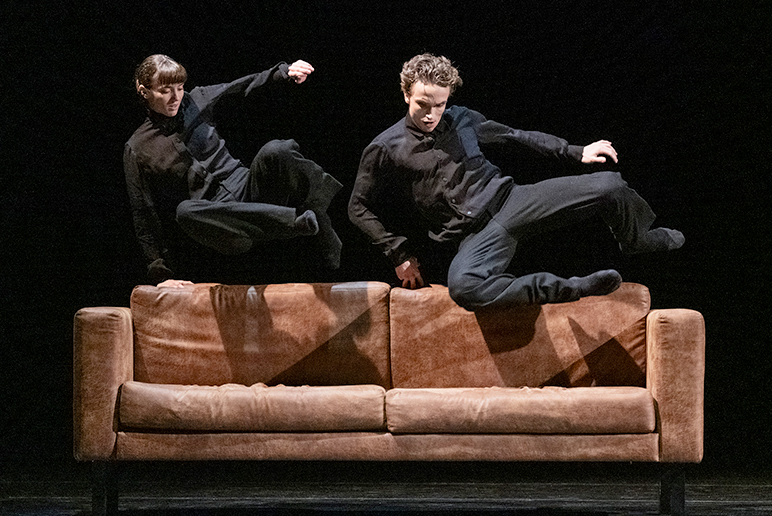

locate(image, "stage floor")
(2, 462), (771, 515)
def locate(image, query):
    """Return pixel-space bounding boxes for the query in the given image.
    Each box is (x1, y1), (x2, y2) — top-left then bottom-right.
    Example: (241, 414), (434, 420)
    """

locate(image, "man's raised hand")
(288, 60), (315, 84)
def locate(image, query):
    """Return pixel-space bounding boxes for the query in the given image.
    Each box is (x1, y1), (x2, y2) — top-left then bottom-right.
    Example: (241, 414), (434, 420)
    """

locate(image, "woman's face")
(143, 79), (185, 118)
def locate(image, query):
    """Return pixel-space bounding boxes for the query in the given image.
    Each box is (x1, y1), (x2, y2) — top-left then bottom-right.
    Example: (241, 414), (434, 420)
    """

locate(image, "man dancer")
(349, 53), (684, 310)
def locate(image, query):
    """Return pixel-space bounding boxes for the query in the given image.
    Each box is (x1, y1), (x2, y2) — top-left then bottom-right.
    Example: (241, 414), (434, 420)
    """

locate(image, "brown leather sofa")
(73, 281), (704, 515)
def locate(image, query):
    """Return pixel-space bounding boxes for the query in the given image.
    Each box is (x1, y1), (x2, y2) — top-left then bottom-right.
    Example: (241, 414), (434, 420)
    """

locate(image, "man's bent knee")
(448, 274), (488, 311)
(591, 171), (629, 205)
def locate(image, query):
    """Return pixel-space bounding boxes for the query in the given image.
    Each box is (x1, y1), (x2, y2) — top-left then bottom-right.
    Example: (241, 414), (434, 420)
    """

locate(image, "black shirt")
(348, 105), (584, 266)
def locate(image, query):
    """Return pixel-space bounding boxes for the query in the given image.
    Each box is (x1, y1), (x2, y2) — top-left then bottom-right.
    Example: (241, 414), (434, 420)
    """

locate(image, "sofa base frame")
(89, 461), (687, 516)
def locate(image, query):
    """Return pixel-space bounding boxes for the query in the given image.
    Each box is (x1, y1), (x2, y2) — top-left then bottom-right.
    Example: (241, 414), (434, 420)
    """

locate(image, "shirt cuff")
(147, 258), (173, 285)
(276, 62), (290, 82)
(387, 243), (413, 268)
(568, 144), (584, 161)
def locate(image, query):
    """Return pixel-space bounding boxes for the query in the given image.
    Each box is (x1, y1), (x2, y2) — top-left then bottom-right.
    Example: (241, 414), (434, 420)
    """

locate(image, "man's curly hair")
(400, 54), (463, 96)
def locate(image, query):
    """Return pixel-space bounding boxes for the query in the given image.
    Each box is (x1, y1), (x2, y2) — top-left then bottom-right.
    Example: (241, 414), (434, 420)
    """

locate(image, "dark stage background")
(1, 0), (770, 481)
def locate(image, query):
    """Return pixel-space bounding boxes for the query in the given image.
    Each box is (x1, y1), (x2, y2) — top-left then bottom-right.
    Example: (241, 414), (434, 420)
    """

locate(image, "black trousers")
(175, 139), (341, 255)
(447, 171), (659, 310)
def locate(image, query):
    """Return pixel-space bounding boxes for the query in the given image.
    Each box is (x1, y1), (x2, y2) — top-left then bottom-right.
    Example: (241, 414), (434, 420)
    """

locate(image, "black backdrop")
(2, 1), (770, 478)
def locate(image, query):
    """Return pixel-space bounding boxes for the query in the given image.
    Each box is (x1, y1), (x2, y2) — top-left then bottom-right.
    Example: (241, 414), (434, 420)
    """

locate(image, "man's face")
(404, 81), (450, 133)
(145, 80), (185, 118)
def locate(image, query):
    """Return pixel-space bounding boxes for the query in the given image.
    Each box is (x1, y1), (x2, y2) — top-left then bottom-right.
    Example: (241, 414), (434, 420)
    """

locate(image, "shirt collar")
(148, 108), (184, 136)
(404, 113), (449, 141)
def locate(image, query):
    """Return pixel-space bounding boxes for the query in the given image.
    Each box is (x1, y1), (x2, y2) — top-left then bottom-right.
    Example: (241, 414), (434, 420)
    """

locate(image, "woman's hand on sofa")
(157, 279), (194, 288)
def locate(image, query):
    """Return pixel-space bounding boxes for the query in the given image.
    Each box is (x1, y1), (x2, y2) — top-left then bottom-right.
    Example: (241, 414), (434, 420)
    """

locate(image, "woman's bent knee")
(175, 200), (205, 223)
(256, 139), (297, 163)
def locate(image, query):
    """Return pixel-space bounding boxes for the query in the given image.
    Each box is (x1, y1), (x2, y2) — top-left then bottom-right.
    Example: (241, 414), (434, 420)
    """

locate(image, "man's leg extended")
(446, 171), (675, 310)
(447, 218), (621, 310)
(519, 171), (684, 254)
(494, 171), (683, 255)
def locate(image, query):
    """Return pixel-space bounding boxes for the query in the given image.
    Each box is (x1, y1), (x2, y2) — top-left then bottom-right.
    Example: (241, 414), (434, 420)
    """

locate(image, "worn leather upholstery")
(130, 282), (392, 388)
(73, 281), (704, 465)
(647, 309), (706, 462)
(73, 307), (133, 461)
(385, 386), (656, 434)
(120, 382), (387, 432)
(389, 283), (650, 388)
(115, 432), (660, 462)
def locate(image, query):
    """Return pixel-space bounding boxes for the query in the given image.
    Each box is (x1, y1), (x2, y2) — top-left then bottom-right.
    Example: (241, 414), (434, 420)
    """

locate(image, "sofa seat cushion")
(385, 386), (656, 434)
(119, 382), (386, 432)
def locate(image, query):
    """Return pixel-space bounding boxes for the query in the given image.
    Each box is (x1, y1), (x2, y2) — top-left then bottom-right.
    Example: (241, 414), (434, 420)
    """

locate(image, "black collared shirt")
(124, 62), (289, 269)
(348, 105), (583, 266)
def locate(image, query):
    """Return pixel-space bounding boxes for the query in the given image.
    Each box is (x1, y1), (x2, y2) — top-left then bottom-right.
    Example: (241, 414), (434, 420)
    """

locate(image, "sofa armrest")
(646, 309), (705, 463)
(73, 307), (134, 461)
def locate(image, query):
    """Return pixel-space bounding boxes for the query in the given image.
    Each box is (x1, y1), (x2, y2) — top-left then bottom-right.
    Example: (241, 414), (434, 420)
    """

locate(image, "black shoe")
(621, 227), (685, 254)
(294, 209), (319, 236)
(571, 269), (623, 298)
(661, 228), (686, 250)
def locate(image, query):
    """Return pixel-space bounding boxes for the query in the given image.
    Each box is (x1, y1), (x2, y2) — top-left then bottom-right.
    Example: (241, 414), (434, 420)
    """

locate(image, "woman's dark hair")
(134, 54), (187, 95)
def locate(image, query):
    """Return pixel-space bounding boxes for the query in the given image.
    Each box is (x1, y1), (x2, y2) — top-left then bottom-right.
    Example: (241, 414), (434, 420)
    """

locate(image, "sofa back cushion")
(130, 282), (392, 388)
(389, 283), (649, 388)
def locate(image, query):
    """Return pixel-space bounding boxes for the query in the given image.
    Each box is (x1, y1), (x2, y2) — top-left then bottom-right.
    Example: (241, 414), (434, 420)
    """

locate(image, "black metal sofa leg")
(91, 461), (118, 516)
(660, 465), (686, 515)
